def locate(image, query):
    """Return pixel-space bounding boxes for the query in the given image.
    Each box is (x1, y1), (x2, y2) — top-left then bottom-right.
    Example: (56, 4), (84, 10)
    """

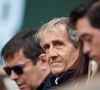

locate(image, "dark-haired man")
(1, 29), (50, 90)
(70, 0), (100, 64)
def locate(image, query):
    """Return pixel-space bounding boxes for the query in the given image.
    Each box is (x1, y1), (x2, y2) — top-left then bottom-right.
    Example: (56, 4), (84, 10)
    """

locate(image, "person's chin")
(51, 68), (64, 76)
(90, 55), (100, 64)
(19, 85), (32, 90)
(20, 88), (32, 90)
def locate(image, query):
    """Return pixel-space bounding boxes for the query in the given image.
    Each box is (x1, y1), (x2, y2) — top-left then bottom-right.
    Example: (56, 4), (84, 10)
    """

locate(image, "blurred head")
(1, 29), (50, 90)
(70, 0), (100, 64)
(35, 17), (85, 77)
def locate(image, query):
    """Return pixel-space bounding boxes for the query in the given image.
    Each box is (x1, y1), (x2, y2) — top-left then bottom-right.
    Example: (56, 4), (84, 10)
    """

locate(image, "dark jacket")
(40, 70), (76, 90)
(37, 73), (52, 90)
(50, 69), (75, 86)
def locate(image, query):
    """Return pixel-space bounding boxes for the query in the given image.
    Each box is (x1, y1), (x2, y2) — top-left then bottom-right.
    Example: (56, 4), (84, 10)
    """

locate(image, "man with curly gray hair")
(36, 17), (89, 89)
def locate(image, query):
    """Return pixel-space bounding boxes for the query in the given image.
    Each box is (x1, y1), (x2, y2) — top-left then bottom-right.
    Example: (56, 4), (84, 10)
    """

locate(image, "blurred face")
(76, 17), (100, 64)
(40, 24), (79, 76)
(4, 50), (43, 90)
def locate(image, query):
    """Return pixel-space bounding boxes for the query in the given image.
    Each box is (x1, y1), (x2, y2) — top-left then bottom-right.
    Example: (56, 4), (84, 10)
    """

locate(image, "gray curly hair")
(35, 17), (79, 47)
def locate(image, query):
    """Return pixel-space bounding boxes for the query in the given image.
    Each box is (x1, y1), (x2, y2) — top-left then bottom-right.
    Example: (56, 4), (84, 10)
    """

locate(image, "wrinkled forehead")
(41, 23), (68, 36)
(40, 24), (71, 46)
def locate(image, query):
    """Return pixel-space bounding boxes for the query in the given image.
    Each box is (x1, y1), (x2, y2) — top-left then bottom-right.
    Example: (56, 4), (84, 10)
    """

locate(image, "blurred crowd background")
(0, 0), (80, 64)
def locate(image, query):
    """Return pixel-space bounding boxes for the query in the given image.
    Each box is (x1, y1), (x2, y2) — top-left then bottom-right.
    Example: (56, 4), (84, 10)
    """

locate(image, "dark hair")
(1, 29), (45, 64)
(70, 43), (89, 78)
(69, 0), (100, 29)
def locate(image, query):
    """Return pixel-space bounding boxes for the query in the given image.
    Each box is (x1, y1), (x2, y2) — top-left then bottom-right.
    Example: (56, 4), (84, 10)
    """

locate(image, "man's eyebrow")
(81, 33), (92, 38)
(52, 40), (64, 44)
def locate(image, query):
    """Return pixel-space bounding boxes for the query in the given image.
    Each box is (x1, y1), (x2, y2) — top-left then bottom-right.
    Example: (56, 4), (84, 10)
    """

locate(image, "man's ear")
(39, 53), (47, 62)
(38, 53), (48, 70)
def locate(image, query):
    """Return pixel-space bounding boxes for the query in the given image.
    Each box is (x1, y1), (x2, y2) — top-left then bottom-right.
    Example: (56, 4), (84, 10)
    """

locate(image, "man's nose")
(10, 71), (19, 80)
(48, 46), (58, 59)
(83, 42), (91, 54)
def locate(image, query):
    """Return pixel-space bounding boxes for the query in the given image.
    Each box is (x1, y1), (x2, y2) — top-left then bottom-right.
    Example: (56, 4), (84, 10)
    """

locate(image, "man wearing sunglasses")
(1, 29), (50, 90)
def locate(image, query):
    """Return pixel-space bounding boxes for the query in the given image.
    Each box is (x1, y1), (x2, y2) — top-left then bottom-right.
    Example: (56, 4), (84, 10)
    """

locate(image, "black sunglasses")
(3, 65), (23, 76)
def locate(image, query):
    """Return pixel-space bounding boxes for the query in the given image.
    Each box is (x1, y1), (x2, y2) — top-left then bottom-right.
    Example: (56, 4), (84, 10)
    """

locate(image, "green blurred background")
(22, 0), (81, 30)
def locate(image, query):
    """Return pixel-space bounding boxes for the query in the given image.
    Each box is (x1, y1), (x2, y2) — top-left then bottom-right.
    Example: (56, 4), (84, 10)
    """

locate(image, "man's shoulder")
(38, 73), (53, 90)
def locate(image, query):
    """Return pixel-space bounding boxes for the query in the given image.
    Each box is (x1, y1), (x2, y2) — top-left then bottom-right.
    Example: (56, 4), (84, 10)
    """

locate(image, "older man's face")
(76, 17), (100, 64)
(40, 23), (79, 76)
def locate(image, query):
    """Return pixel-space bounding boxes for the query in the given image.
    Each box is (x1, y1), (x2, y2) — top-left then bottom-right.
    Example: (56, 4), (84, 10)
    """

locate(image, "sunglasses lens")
(3, 65), (23, 76)
(13, 66), (23, 75)
(3, 67), (11, 76)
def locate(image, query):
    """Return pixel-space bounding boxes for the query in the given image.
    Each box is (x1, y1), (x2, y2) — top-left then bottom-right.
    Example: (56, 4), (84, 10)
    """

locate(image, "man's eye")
(84, 37), (92, 42)
(53, 41), (64, 49)
(53, 41), (64, 46)
(43, 45), (50, 50)
(81, 34), (92, 43)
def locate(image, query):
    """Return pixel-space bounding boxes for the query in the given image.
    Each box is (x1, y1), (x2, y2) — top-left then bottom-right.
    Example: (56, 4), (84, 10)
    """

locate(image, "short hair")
(36, 17), (79, 47)
(69, 0), (100, 29)
(1, 29), (45, 64)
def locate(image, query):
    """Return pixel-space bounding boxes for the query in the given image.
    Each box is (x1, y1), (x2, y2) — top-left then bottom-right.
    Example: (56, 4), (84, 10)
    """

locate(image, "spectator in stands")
(69, 0), (100, 65)
(35, 17), (89, 89)
(1, 29), (50, 90)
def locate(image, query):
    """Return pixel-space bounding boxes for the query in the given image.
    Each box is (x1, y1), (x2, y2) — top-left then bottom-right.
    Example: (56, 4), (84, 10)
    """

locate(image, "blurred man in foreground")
(70, 0), (100, 65)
